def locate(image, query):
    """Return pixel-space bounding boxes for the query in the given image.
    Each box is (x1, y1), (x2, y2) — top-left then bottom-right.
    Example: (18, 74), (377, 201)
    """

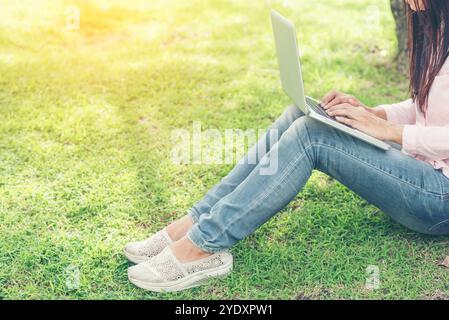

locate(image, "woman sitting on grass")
(125, 0), (449, 292)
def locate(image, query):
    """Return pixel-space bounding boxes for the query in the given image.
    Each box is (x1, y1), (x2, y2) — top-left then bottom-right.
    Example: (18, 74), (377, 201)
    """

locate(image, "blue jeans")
(187, 106), (449, 253)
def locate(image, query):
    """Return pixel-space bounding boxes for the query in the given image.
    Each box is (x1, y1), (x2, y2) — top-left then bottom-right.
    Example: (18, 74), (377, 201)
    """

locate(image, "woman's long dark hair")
(407, 0), (449, 113)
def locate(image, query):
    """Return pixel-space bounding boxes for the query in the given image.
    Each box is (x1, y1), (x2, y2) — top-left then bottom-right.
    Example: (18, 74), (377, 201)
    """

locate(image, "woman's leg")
(125, 106), (305, 261)
(189, 105), (304, 223)
(187, 116), (449, 254)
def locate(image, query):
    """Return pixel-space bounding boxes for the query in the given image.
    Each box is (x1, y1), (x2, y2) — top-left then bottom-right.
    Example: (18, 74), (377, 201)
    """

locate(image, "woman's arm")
(402, 125), (449, 160)
(326, 104), (404, 142)
(374, 99), (416, 125)
(328, 106), (449, 161)
(323, 92), (449, 160)
(386, 124), (449, 161)
(320, 91), (412, 122)
(370, 106), (387, 120)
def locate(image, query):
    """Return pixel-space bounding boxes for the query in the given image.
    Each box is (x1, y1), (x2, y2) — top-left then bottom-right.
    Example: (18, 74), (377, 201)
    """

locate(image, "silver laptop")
(270, 10), (390, 151)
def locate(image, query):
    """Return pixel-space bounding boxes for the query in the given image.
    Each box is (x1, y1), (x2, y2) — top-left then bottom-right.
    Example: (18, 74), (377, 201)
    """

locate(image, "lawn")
(0, 0), (448, 300)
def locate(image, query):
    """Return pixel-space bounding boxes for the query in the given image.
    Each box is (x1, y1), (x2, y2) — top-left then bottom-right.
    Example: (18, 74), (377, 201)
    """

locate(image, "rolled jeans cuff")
(187, 225), (228, 254)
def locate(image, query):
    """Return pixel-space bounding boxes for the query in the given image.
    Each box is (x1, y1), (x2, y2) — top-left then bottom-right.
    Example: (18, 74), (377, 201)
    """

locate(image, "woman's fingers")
(335, 116), (356, 127)
(328, 108), (356, 119)
(320, 90), (339, 106)
(326, 103), (356, 113)
(327, 104), (365, 119)
(323, 95), (354, 109)
(348, 97), (360, 105)
(321, 91), (363, 113)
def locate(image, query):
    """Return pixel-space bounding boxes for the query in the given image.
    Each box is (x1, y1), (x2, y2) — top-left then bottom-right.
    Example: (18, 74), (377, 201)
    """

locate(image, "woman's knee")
(279, 117), (318, 152)
(276, 105), (304, 129)
(269, 106), (305, 139)
(284, 105), (304, 119)
(288, 116), (322, 139)
(289, 116), (347, 146)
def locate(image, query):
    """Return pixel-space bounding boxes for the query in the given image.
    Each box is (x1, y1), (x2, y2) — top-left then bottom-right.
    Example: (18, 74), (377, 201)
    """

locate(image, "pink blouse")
(379, 57), (449, 179)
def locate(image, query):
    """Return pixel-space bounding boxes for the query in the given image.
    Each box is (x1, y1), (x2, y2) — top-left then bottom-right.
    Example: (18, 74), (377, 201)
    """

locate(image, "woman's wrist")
(386, 124), (404, 144)
(369, 107), (387, 120)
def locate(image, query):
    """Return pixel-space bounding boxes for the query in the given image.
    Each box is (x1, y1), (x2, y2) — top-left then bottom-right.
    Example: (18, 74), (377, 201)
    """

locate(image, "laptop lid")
(270, 10), (308, 114)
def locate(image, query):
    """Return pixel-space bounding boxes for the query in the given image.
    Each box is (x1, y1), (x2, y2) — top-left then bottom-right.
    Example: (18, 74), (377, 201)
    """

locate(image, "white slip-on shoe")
(124, 228), (173, 264)
(127, 246), (233, 292)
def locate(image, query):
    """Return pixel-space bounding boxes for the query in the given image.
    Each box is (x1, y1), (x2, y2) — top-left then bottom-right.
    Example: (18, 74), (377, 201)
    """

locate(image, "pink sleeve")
(377, 99), (416, 125)
(403, 125), (449, 160)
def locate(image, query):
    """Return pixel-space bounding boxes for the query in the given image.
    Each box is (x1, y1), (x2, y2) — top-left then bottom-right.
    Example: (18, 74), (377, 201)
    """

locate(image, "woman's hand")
(325, 103), (404, 143)
(320, 90), (387, 119)
(320, 90), (365, 109)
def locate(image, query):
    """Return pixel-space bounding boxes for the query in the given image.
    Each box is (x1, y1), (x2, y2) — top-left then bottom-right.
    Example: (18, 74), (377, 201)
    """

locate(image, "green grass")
(0, 0), (448, 300)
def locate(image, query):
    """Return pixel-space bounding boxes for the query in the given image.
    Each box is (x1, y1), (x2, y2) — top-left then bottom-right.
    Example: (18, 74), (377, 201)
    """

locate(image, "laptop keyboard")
(306, 97), (336, 121)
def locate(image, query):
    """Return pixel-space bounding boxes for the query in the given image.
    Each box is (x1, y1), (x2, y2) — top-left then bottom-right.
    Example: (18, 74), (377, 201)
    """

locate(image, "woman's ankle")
(166, 214), (194, 241)
(170, 236), (212, 263)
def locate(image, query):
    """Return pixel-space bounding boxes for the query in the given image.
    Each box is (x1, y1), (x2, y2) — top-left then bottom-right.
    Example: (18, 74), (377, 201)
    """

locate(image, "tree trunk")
(390, 0), (408, 66)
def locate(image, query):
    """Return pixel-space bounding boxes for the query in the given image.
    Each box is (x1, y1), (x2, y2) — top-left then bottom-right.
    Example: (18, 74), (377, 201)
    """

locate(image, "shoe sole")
(128, 258), (233, 292)
(123, 249), (151, 264)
